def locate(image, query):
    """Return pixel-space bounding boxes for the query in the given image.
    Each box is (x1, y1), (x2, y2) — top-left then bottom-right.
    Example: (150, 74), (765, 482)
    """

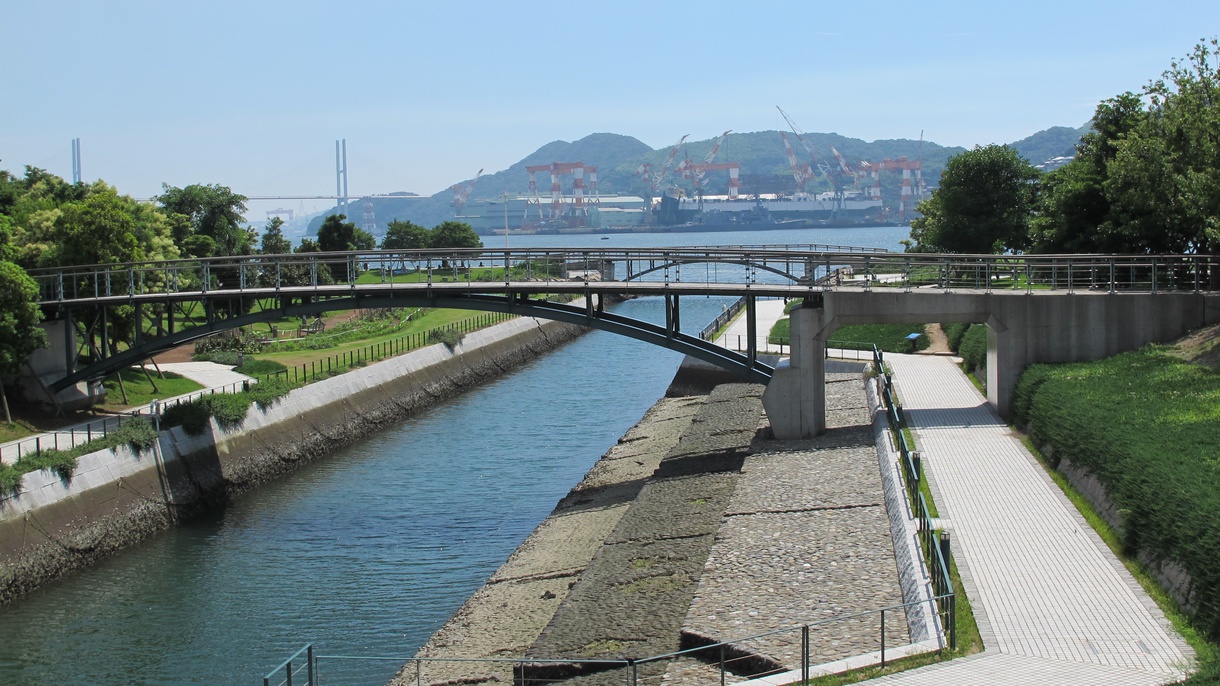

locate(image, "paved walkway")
(712, 298), (790, 353)
(860, 354), (1194, 685)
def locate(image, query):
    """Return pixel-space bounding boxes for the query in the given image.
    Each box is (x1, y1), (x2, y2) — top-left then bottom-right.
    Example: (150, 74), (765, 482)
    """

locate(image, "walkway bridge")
(27, 246), (1220, 437)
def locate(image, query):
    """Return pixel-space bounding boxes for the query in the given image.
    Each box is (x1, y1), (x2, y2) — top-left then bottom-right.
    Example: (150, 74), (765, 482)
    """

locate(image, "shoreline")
(0, 315), (586, 605)
(397, 359), (922, 685)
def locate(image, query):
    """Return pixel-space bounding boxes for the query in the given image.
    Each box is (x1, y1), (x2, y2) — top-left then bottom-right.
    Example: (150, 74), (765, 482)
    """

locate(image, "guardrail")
(268, 593), (956, 686)
(873, 345), (956, 651)
(28, 248), (1220, 305)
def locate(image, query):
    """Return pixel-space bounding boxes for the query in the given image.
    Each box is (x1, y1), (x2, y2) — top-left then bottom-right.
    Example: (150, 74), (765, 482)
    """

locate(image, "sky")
(3, 0), (1218, 221)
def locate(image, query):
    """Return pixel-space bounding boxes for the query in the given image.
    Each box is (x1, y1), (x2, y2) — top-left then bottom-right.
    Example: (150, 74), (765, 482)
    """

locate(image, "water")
(0, 228), (908, 685)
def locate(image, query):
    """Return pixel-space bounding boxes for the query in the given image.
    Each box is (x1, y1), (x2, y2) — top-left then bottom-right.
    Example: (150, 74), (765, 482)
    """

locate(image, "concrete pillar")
(762, 304), (826, 438)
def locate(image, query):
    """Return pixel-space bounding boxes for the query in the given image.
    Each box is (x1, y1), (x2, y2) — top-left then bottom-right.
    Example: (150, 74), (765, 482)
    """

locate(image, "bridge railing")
(29, 249), (1220, 305)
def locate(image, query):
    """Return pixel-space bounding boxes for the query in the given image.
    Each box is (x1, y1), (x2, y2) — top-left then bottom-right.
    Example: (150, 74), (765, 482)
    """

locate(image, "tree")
(155, 183), (252, 257)
(1030, 93), (1146, 253)
(1106, 38), (1220, 258)
(0, 261), (49, 423)
(428, 221), (482, 249)
(260, 216), (292, 255)
(906, 145), (1040, 254)
(381, 219), (429, 250)
(316, 214), (374, 282)
(52, 190), (144, 266)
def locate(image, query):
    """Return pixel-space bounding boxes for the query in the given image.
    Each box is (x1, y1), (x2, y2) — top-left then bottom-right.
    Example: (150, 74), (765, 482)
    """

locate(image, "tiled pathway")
(860, 354), (1193, 684)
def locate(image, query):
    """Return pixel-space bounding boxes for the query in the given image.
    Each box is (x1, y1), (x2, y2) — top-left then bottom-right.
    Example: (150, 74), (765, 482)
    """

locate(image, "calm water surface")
(0, 228), (906, 685)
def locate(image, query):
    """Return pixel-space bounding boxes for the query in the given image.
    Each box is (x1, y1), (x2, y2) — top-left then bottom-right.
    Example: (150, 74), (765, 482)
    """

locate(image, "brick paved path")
(860, 354), (1193, 685)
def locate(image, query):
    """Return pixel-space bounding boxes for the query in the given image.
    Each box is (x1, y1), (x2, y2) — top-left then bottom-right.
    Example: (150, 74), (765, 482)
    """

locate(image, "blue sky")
(2, 1), (1217, 219)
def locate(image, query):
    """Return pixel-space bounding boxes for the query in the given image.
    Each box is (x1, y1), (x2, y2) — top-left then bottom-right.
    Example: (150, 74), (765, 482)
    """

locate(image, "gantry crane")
(777, 105), (849, 211)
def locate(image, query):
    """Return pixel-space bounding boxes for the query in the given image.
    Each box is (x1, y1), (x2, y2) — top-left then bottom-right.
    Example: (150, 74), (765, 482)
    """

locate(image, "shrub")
(162, 400), (212, 435)
(247, 378), (294, 410)
(958, 324), (987, 382)
(110, 416), (158, 453)
(428, 328), (462, 350)
(200, 394), (252, 430)
(193, 350), (243, 366)
(234, 358), (287, 376)
(943, 323), (971, 352)
(1014, 348), (1220, 642)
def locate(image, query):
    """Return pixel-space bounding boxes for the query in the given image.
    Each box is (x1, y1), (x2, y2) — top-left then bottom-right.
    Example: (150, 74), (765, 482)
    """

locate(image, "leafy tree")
(0, 261), (49, 423)
(260, 216), (292, 255)
(155, 183), (252, 257)
(381, 219), (429, 250)
(428, 221), (482, 249)
(1030, 93), (1146, 253)
(315, 214), (372, 282)
(52, 190), (144, 266)
(1107, 38), (1220, 258)
(906, 144), (1040, 254)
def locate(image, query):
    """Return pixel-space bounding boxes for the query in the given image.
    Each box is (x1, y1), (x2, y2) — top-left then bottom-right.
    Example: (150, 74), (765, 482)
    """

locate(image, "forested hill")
(307, 124), (1088, 234)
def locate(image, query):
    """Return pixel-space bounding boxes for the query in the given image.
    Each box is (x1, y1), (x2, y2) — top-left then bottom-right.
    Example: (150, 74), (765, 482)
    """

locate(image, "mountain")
(1008, 123), (1092, 165)
(304, 125), (1084, 238)
(306, 133), (652, 236)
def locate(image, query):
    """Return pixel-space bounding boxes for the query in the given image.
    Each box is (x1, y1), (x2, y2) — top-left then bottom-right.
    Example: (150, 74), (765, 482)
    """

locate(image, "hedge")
(1013, 347), (1220, 642)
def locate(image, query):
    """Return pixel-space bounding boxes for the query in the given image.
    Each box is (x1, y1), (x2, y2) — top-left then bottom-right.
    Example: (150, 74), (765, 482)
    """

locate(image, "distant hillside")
(305, 125), (1086, 238)
(307, 133), (652, 236)
(1009, 123), (1092, 165)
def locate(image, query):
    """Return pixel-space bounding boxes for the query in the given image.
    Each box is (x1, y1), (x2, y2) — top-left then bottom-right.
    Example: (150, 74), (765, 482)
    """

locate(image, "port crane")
(450, 168), (483, 215)
(633, 133), (689, 223)
(776, 105), (850, 211)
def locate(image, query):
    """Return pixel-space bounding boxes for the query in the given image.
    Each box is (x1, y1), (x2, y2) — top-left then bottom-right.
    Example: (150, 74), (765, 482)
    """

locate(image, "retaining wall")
(0, 315), (585, 604)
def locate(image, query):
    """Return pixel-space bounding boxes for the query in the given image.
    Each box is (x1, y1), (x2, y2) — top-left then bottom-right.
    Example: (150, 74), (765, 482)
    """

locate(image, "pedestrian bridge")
(27, 246), (1220, 437)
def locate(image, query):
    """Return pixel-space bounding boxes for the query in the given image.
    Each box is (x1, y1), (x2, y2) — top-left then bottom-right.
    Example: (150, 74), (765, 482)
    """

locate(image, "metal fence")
(267, 593), (955, 686)
(1, 313), (516, 466)
(873, 346), (956, 651)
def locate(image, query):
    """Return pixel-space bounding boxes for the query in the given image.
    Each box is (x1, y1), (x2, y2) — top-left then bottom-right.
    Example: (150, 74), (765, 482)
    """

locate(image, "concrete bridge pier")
(762, 301), (826, 438)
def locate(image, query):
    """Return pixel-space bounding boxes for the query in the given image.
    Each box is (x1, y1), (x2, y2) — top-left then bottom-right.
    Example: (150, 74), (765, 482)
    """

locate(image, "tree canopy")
(155, 183), (253, 257)
(428, 221), (482, 249)
(381, 219), (430, 250)
(906, 144), (1040, 254)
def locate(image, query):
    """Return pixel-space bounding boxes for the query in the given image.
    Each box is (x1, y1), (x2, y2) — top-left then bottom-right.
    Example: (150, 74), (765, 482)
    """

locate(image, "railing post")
(881, 608), (886, 668)
(720, 644), (726, 686)
(307, 645), (315, 685)
(802, 624), (810, 684)
(940, 531), (951, 575)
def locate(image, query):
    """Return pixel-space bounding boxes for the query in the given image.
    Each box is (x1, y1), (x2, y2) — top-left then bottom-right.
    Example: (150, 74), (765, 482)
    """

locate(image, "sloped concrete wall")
(0, 315), (585, 604)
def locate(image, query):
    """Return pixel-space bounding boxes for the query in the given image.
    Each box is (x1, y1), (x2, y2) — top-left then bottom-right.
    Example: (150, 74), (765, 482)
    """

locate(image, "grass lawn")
(98, 369), (204, 411)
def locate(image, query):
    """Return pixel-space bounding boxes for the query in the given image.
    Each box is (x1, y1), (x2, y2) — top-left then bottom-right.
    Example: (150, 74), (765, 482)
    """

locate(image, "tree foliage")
(259, 216), (292, 255)
(155, 183), (252, 257)
(0, 261), (48, 377)
(906, 144), (1040, 254)
(1033, 39), (1220, 258)
(316, 214), (374, 282)
(428, 221), (482, 249)
(381, 219), (429, 250)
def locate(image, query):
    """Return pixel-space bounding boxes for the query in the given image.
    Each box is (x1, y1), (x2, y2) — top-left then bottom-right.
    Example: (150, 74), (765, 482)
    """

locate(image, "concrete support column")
(762, 304), (826, 438)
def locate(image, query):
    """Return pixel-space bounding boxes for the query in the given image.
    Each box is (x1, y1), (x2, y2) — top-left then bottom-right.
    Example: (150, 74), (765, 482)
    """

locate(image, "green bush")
(162, 401), (212, 435)
(943, 323), (971, 352)
(958, 324), (987, 381)
(768, 320), (930, 354)
(200, 393), (252, 430)
(193, 350), (243, 366)
(110, 415), (158, 453)
(1014, 348), (1220, 642)
(247, 378), (294, 410)
(428, 328), (462, 350)
(234, 358), (287, 376)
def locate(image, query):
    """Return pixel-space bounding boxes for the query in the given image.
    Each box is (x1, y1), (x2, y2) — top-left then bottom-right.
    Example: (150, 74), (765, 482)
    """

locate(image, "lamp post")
(502, 192), (509, 250)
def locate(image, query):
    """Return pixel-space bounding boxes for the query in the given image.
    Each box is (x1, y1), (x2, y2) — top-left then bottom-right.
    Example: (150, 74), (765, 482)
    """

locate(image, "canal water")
(0, 228), (906, 685)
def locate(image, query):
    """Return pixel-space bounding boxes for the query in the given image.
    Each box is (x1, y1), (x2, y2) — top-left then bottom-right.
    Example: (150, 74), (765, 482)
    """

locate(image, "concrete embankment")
(400, 360), (914, 686)
(0, 315), (585, 604)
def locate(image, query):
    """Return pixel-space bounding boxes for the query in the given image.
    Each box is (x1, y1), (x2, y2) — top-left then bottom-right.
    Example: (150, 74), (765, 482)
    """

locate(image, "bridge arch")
(48, 293), (773, 392)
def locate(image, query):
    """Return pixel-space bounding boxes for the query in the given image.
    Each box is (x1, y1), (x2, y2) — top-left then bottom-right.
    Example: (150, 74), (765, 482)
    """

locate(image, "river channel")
(0, 227), (906, 685)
